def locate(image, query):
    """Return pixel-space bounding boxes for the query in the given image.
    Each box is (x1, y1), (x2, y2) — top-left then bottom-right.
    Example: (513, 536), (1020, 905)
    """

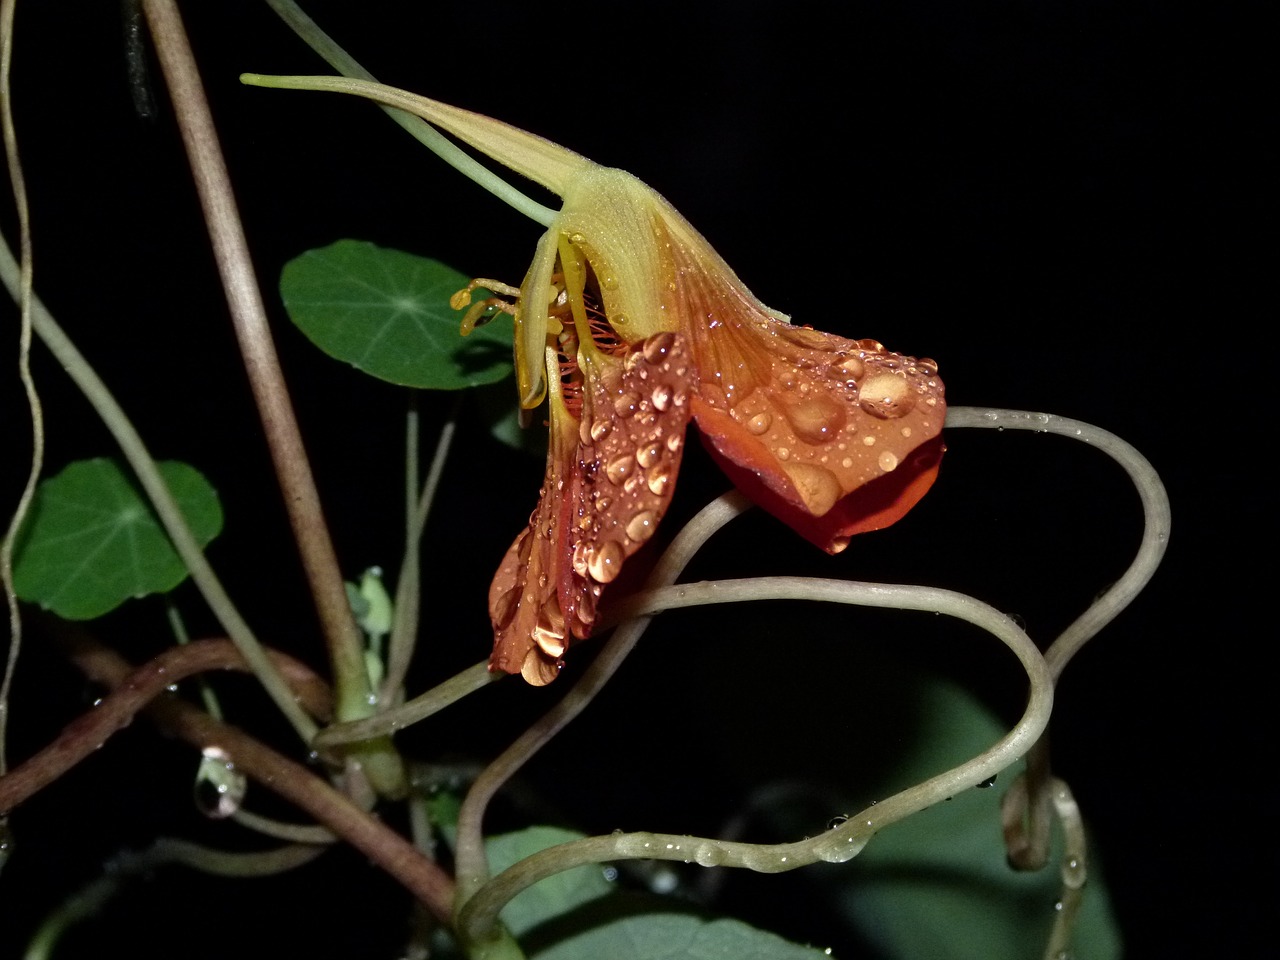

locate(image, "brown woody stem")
(10, 631), (456, 924)
(139, 0), (381, 746)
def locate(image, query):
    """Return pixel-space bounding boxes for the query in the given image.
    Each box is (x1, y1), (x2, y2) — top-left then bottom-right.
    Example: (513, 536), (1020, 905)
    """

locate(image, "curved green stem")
(0, 0), (46, 782)
(453, 492), (752, 926)
(458, 572), (1053, 945)
(947, 406), (1170, 886)
(317, 660), (500, 751)
(943, 406), (1171, 681)
(381, 401), (459, 706)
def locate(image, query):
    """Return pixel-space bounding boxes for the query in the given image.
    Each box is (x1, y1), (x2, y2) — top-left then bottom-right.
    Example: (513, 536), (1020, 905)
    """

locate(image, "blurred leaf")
(13, 458), (222, 619)
(830, 678), (1123, 959)
(529, 909), (834, 960)
(279, 239), (513, 389)
(486, 827), (615, 938)
(485, 827), (831, 959)
(475, 380), (547, 458)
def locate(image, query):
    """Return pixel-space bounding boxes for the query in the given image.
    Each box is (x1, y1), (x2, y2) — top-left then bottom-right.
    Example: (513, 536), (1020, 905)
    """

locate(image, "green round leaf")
(280, 239), (514, 389)
(12, 458), (223, 620)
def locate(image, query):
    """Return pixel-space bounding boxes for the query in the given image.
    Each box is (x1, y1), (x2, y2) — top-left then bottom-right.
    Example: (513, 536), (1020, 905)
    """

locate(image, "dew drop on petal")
(605, 454), (635, 485)
(835, 356), (865, 381)
(589, 418), (612, 442)
(643, 332), (677, 363)
(878, 450), (899, 472)
(571, 542), (590, 577)
(613, 391), (641, 418)
(626, 510), (657, 542)
(646, 464), (673, 496)
(784, 395), (847, 445)
(532, 596), (567, 657)
(636, 442), (663, 468)
(859, 373), (916, 419)
(783, 462), (843, 516)
(651, 383), (673, 411)
(587, 540), (625, 583)
(746, 412), (772, 435)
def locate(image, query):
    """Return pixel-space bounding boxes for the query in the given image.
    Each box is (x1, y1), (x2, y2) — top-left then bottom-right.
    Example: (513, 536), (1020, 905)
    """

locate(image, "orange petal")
(676, 269), (946, 552)
(488, 332), (696, 683)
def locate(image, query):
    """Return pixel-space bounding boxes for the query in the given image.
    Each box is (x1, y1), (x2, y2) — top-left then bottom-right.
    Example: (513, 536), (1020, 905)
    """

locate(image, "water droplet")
(613, 391), (641, 418)
(784, 395), (847, 444)
(776, 446), (790, 460)
(532, 597), (567, 657)
(636, 442), (663, 469)
(626, 510), (657, 542)
(587, 540), (625, 583)
(589, 418), (612, 442)
(783, 463), (842, 515)
(694, 844), (725, 867)
(572, 542), (590, 576)
(651, 383), (673, 411)
(827, 815), (850, 830)
(835, 356), (865, 381)
(605, 454), (635, 485)
(666, 433), (683, 453)
(877, 450), (899, 472)
(859, 373), (916, 419)
(746, 412), (772, 435)
(602, 274), (619, 290)
(194, 748), (246, 819)
(642, 332), (676, 362)
(646, 464), (672, 496)
(614, 312), (629, 326)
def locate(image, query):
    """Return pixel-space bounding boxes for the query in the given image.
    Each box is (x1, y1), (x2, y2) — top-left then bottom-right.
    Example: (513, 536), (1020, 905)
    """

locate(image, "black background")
(0, 2), (1263, 957)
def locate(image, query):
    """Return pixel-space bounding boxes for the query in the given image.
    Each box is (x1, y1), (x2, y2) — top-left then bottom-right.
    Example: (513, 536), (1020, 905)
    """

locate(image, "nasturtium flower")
(243, 76), (945, 685)
(452, 114), (947, 685)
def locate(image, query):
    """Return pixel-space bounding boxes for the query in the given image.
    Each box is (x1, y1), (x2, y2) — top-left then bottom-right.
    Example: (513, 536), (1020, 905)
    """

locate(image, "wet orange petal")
(488, 332), (695, 684)
(661, 237), (946, 551)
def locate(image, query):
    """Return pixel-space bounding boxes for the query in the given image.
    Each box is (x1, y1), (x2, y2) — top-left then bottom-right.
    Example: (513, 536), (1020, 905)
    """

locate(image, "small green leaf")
(12, 458), (222, 619)
(280, 239), (513, 389)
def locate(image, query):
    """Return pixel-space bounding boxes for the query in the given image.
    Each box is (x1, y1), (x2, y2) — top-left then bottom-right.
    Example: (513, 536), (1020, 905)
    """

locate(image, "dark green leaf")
(12, 458), (222, 619)
(484, 828), (831, 959)
(486, 827), (615, 938)
(280, 240), (513, 389)
(832, 679), (1122, 960)
(529, 909), (833, 960)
